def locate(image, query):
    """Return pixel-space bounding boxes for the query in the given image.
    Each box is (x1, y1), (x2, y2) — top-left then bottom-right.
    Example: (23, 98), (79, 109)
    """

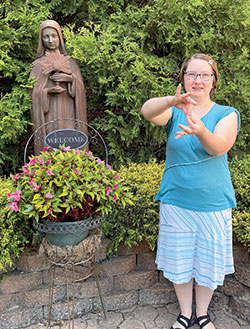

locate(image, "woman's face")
(184, 59), (214, 99)
(42, 27), (60, 51)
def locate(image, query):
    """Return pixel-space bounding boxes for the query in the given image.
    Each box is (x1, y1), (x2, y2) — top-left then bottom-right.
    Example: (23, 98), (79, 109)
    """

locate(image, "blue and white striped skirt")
(156, 203), (234, 290)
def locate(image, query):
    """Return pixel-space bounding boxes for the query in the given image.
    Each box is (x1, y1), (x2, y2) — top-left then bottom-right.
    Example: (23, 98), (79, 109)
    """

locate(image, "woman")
(141, 54), (240, 329)
(30, 20), (87, 155)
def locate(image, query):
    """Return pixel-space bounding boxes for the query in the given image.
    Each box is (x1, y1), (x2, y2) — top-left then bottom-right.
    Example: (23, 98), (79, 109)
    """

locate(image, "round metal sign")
(44, 129), (88, 149)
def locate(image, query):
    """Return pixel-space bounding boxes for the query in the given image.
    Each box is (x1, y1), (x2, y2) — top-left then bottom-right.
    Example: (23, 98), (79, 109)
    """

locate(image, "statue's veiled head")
(35, 20), (68, 58)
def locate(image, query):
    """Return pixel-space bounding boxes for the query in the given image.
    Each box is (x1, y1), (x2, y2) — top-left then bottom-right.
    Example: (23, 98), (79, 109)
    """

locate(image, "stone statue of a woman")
(29, 20), (87, 155)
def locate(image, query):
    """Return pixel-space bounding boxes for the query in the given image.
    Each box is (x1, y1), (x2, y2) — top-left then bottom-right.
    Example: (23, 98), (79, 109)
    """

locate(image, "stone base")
(42, 228), (102, 263)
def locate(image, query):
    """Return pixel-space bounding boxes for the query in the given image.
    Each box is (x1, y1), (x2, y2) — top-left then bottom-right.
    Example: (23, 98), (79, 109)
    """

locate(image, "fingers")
(175, 131), (186, 139)
(186, 95), (198, 106)
(175, 123), (194, 139)
(175, 84), (182, 97)
(187, 103), (193, 116)
(186, 113), (196, 126)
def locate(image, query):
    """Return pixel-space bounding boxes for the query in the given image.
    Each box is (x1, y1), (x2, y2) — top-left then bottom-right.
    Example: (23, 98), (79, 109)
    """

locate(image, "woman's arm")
(141, 96), (173, 126)
(176, 112), (238, 156)
(141, 85), (197, 126)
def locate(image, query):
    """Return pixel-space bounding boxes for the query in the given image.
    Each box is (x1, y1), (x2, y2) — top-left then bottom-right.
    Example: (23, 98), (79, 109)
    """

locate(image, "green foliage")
(230, 155), (250, 249)
(232, 211), (250, 250)
(102, 159), (164, 253)
(7, 146), (133, 222)
(0, 0), (249, 174)
(230, 155), (250, 212)
(0, 0), (53, 175)
(0, 177), (33, 272)
(64, 0), (250, 166)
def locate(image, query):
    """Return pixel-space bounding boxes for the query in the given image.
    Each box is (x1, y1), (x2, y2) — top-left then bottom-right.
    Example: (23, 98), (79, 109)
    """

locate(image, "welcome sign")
(45, 129), (88, 149)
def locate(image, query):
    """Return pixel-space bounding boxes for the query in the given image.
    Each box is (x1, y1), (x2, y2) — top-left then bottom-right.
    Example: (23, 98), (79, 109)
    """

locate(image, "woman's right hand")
(172, 84), (197, 115)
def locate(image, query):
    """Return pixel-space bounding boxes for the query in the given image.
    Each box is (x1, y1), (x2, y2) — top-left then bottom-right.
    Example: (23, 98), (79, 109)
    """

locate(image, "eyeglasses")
(184, 71), (214, 81)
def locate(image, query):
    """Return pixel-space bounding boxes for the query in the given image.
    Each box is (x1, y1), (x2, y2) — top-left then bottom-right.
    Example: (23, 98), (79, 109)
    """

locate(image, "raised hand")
(175, 111), (205, 139)
(173, 84), (197, 115)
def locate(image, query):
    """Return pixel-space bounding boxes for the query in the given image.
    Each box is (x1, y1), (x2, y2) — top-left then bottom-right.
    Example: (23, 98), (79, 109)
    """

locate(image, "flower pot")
(41, 218), (90, 247)
(33, 216), (106, 247)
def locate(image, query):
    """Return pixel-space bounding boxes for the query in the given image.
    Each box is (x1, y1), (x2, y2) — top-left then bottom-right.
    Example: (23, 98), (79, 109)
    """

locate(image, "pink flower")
(96, 158), (104, 164)
(48, 208), (53, 214)
(29, 158), (36, 165)
(114, 184), (118, 190)
(63, 146), (71, 151)
(13, 173), (21, 180)
(113, 174), (120, 180)
(8, 190), (22, 201)
(9, 202), (19, 212)
(38, 158), (45, 165)
(113, 196), (117, 201)
(45, 193), (53, 199)
(24, 163), (30, 168)
(85, 151), (93, 157)
(46, 160), (51, 165)
(105, 187), (113, 195)
(32, 170), (36, 175)
(28, 179), (36, 186)
(42, 146), (51, 152)
(106, 164), (113, 171)
(32, 185), (40, 191)
(47, 170), (54, 176)
(75, 149), (81, 154)
(23, 168), (30, 174)
(74, 170), (79, 174)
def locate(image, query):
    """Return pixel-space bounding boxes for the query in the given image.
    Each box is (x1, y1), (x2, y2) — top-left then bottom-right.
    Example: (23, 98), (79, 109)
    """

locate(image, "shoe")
(170, 313), (194, 329)
(195, 314), (212, 328)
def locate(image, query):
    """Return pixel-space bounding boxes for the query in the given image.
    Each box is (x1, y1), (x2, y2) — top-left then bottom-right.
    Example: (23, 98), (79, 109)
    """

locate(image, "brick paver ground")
(25, 303), (250, 329)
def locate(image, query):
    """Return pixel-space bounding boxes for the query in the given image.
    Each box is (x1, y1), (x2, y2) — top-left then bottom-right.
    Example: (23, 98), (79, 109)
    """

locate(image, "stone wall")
(0, 239), (249, 329)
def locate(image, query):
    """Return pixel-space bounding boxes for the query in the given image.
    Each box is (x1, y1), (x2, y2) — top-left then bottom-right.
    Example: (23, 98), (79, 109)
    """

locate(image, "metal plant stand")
(42, 229), (107, 329)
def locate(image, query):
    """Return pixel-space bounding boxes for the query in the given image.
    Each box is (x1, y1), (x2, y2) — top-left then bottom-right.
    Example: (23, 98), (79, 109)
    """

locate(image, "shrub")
(230, 155), (250, 249)
(0, 0), (53, 175)
(64, 0), (250, 166)
(102, 159), (164, 253)
(1, 0), (249, 176)
(0, 177), (33, 272)
(232, 211), (250, 250)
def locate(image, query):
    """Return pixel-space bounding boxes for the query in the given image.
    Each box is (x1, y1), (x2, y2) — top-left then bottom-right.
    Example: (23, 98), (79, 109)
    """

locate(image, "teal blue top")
(155, 103), (240, 212)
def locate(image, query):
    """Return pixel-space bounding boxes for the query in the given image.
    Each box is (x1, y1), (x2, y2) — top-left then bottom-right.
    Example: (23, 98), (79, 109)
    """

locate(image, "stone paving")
(26, 303), (250, 329)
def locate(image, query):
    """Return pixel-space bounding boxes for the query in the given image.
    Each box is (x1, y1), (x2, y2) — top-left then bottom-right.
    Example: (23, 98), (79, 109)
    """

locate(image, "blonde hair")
(179, 53), (219, 96)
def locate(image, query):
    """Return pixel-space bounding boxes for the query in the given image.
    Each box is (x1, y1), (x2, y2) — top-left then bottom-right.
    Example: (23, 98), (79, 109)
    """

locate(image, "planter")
(33, 215), (106, 247)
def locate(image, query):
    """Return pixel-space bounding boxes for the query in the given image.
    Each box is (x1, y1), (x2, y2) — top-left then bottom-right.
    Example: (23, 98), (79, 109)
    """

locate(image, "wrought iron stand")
(41, 229), (107, 329)
(47, 255), (106, 329)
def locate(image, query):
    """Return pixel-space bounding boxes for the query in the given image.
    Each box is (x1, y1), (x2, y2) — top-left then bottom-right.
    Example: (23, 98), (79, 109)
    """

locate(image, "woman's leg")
(171, 279), (193, 328)
(195, 283), (215, 328)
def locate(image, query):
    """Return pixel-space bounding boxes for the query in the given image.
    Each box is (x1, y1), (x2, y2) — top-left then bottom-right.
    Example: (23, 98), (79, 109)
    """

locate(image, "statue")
(29, 20), (87, 155)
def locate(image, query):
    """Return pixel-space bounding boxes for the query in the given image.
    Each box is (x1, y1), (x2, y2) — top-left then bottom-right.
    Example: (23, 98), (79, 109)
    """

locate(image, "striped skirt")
(156, 203), (234, 290)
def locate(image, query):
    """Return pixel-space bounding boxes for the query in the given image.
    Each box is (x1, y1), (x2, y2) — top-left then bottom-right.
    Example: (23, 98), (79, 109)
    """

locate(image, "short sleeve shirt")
(155, 103), (240, 212)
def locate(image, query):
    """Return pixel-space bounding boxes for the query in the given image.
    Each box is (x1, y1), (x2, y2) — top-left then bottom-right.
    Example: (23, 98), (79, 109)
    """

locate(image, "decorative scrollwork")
(33, 215), (106, 234)
(24, 119), (108, 164)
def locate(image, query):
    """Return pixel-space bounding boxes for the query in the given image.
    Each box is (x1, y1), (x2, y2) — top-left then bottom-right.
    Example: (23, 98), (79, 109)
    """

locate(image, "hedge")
(0, 0), (249, 175)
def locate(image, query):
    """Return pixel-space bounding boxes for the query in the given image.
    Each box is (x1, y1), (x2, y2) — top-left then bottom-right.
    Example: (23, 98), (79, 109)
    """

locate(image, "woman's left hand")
(175, 111), (205, 139)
